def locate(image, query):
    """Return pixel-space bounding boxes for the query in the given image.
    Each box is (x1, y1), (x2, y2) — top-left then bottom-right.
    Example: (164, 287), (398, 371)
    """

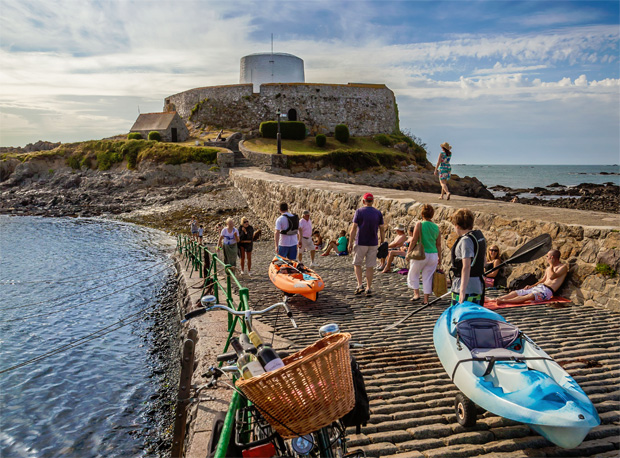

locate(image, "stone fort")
(164, 52), (398, 136)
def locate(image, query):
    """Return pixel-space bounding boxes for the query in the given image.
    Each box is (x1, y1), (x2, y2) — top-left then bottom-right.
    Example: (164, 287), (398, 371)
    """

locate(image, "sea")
(451, 164), (619, 193)
(0, 216), (176, 458)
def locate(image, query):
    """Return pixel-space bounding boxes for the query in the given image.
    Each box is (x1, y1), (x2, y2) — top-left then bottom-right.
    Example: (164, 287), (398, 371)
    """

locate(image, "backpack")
(280, 214), (299, 236)
(509, 273), (538, 291)
(340, 356), (370, 434)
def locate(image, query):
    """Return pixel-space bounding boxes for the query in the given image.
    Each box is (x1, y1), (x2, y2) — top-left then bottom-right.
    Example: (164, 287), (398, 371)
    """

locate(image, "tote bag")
(433, 271), (448, 296)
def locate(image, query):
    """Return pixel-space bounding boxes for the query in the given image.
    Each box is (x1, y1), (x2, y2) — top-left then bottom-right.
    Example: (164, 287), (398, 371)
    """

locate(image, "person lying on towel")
(496, 249), (568, 305)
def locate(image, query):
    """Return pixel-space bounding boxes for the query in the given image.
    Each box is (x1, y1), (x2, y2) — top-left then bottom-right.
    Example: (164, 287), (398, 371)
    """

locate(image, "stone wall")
(230, 169), (620, 312)
(238, 141), (287, 168)
(164, 83), (397, 136)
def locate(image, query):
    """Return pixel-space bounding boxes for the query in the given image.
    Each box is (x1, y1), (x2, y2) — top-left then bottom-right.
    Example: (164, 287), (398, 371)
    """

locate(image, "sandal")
(354, 285), (365, 295)
(410, 295), (421, 302)
(446, 192), (451, 200)
(365, 289), (373, 297)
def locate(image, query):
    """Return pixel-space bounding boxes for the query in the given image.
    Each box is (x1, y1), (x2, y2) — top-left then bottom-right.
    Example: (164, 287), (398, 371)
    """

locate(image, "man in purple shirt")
(348, 192), (385, 297)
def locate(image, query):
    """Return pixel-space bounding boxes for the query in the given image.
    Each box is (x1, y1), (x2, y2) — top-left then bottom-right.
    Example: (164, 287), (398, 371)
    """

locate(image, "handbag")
(409, 223), (425, 261)
(433, 271), (448, 296)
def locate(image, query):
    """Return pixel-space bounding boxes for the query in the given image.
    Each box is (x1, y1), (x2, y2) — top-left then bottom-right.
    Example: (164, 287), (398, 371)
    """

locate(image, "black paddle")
(383, 233), (552, 331)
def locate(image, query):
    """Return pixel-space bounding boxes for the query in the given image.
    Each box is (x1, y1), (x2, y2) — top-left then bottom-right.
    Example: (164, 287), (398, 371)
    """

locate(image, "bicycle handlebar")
(182, 299), (298, 330)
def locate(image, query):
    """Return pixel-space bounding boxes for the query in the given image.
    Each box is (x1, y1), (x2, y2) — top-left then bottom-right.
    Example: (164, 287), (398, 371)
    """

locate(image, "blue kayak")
(433, 301), (600, 449)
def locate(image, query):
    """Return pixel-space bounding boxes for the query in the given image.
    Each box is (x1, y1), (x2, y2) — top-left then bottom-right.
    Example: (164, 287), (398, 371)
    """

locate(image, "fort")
(163, 52), (398, 136)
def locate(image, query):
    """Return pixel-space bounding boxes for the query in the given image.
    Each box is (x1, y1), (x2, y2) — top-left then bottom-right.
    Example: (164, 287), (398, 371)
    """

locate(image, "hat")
(440, 142), (452, 151)
(303, 210), (310, 215)
(363, 192), (374, 201)
(395, 224), (406, 232)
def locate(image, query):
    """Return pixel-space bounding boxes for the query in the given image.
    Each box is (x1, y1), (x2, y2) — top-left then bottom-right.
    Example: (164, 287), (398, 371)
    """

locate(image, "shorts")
(278, 245), (298, 261)
(300, 237), (314, 253)
(517, 284), (553, 302)
(352, 244), (378, 268)
(239, 242), (253, 253)
(450, 292), (482, 306)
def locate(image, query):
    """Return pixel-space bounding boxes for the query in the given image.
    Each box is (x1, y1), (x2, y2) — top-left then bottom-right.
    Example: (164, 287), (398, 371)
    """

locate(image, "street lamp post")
(276, 109), (282, 154)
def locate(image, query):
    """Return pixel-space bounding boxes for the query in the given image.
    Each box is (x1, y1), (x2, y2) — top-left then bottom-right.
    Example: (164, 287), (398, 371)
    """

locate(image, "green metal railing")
(176, 235), (249, 458)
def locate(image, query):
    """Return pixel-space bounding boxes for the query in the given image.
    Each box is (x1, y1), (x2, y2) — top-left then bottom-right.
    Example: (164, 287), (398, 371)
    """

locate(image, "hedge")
(148, 131), (162, 141)
(127, 132), (142, 140)
(315, 134), (327, 147)
(260, 121), (306, 140)
(334, 124), (350, 143)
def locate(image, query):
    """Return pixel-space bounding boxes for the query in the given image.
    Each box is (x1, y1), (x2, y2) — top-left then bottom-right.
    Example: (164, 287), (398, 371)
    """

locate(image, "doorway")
(287, 109), (297, 121)
(171, 128), (177, 142)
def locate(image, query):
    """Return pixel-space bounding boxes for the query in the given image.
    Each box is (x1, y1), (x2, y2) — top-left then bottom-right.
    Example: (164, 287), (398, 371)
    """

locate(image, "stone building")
(163, 53), (398, 136)
(130, 112), (189, 142)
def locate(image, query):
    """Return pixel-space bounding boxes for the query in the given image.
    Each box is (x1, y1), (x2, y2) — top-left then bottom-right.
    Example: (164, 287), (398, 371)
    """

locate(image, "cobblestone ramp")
(240, 242), (619, 457)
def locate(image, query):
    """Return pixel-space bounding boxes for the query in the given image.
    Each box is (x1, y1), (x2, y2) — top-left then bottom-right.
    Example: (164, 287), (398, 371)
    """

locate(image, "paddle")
(274, 254), (317, 281)
(383, 233), (552, 331)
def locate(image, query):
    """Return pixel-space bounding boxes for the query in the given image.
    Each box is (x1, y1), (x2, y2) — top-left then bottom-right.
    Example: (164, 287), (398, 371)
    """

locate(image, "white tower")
(240, 53), (305, 92)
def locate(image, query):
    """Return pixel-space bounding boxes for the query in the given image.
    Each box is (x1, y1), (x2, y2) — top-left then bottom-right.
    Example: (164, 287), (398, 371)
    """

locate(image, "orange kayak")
(268, 256), (324, 301)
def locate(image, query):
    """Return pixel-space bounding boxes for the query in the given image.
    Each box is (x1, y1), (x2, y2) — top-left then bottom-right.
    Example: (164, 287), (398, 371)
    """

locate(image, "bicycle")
(184, 295), (366, 458)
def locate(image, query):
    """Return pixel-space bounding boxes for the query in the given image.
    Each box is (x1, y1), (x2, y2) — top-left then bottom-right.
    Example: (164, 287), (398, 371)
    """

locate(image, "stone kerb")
(238, 141), (287, 168)
(229, 169), (620, 312)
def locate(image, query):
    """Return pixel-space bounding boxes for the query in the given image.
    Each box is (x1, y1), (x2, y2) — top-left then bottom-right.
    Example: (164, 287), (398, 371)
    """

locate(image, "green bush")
(373, 134), (392, 146)
(260, 121), (307, 140)
(127, 132), (142, 140)
(80, 156), (93, 169)
(148, 131), (162, 141)
(287, 150), (410, 172)
(334, 124), (350, 143)
(66, 155), (81, 170)
(595, 263), (617, 278)
(121, 139), (146, 169)
(315, 134), (327, 147)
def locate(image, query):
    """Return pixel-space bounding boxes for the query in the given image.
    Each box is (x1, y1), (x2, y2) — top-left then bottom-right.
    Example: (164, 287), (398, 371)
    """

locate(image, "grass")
(244, 136), (398, 155)
(1, 139), (222, 170)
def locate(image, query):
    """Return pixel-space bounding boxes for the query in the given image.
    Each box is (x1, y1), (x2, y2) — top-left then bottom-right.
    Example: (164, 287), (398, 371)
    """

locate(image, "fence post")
(170, 338), (196, 458)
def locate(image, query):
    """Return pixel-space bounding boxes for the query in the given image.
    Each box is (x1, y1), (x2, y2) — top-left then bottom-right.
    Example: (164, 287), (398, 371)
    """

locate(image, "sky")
(0, 0), (618, 165)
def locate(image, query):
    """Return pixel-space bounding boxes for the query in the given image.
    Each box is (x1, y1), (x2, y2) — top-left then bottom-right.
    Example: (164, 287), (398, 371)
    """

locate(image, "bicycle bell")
(319, 323), (340, 337)
(200, 295), (217, 307)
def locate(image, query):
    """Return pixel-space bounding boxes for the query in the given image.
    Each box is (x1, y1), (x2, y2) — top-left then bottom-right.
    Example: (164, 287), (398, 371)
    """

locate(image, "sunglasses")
(489, 249), (498, 252)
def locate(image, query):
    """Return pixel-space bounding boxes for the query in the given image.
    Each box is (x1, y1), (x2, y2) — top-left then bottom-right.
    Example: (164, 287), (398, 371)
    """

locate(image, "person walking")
(434, 142), (452, 200)
(407, 204), (441, 304)
(298, 210), (317, 266)
(348, 192), (385, 297)
(238, 217), (254, 276)
(190, 216), (198, 242)
(274, 202), (300, 260)
(218, 218), (240, 272)
(449, 208), (486, 306)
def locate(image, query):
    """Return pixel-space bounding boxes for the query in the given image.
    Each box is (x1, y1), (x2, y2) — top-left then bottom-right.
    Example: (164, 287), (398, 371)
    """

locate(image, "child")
(198, 225), (204, 244)
(321, 230), (348, 256)
(312, 230), (323, 251)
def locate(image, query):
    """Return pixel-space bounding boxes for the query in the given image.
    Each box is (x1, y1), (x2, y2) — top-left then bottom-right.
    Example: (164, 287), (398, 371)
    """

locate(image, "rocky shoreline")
(491, 182), (618, 213)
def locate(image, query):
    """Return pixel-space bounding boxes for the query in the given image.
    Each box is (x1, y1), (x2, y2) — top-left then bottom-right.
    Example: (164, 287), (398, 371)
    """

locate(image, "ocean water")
(0, 216), (176, 458)
(450, 164), (619, 190)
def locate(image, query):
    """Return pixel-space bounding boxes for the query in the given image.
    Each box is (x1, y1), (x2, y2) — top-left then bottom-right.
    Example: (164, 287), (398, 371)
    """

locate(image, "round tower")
(240, 53), (305, 92)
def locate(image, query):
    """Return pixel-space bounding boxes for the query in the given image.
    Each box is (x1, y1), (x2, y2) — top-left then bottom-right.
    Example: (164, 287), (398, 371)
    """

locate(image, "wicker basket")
(235, 332), (354, 439)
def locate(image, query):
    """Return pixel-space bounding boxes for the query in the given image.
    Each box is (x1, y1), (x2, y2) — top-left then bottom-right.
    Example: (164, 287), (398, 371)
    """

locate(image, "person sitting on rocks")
(321, 230), (348, 256)
(484, 244), (503, 288)
(377, 224), (408, 271)
(381, 226), (414, 273)
(496, 249), (567, 304)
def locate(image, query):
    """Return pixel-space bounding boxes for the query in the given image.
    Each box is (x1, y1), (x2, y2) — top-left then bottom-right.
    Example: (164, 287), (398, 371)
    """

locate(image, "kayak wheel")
(455, 393), (477, 427)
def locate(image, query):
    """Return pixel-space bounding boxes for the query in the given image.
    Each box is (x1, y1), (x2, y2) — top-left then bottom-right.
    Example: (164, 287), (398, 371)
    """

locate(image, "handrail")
(176, 234), (250, 457)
